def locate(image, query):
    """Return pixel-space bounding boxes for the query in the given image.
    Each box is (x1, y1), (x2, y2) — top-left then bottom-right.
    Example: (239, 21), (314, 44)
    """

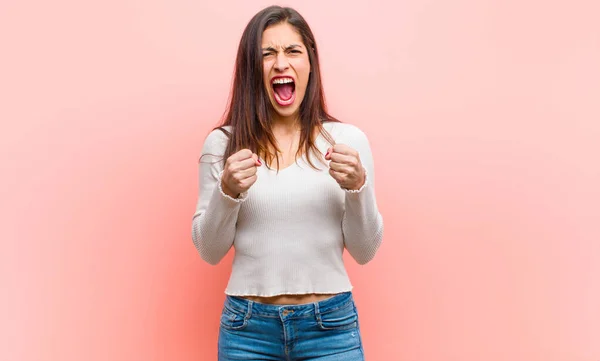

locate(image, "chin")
(269, 96), (304, 120)
(273, 107), (299, 119)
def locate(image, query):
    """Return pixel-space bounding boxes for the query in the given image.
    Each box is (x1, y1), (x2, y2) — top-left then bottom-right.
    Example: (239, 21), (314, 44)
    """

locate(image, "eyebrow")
(261, 44), (303, 52)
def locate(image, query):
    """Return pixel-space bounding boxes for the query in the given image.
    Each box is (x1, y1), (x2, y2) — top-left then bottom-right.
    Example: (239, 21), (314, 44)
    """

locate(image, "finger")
(230, 149), (254, 162)
(324, 147), (333, 161)
(240, 174), (258, 189)
(329, 168), (346, 182)
(236, 165), (258, 180)
(329, 152), (358, 167)
(331, 144), (358, 157)
(231, 157), (259, 172)
(229, 167), (257, 189)
(329, 161), (352, 174)
(251, 153), (262, 166)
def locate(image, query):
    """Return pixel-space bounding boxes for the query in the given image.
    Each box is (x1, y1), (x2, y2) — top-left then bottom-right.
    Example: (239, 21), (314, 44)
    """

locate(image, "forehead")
(261, 22), (304, 47)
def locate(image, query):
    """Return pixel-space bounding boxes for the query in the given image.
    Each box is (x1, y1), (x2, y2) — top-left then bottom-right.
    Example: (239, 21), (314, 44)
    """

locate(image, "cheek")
(263, 60), (272, 80)
(292, 60), (311, 88)
(263, 66), (270, 88)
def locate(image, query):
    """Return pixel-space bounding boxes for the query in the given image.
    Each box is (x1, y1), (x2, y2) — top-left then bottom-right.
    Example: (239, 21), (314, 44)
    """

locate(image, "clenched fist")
(221, 149), (261, 198)
(325, 144), (366, 191)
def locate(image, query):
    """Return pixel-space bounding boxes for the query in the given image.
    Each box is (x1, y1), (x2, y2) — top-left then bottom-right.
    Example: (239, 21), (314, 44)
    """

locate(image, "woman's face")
(261, 22), (311, 122)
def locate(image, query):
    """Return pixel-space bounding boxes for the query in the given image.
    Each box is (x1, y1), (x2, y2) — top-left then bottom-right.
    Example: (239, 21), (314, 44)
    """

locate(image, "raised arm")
(335, 126), (384, 264)
(191, 129), (247, 265)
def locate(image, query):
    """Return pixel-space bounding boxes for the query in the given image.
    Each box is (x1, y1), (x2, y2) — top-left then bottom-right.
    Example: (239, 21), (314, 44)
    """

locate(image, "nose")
(274, 52), (289, 72)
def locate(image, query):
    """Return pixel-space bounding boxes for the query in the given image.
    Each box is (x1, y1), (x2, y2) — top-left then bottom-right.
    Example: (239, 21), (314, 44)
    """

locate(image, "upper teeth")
(273, 78), (293, 84)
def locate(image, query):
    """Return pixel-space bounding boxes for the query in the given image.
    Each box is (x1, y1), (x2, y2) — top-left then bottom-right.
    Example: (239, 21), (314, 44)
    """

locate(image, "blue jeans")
(218, 292), (365, 360)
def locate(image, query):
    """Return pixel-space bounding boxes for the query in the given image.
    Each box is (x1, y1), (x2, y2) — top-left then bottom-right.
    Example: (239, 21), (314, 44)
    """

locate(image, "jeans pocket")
(317, 303), (358, 331)
(220, 304), (249, 331)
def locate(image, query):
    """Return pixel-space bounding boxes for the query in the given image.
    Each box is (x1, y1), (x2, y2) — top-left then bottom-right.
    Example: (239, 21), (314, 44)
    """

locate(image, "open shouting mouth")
(271, 76), (296, 106)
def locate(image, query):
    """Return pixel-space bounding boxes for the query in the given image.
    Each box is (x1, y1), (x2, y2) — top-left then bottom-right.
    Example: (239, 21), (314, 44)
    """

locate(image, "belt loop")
(246, 300), (253, 319)
(313, 301), (321, 322)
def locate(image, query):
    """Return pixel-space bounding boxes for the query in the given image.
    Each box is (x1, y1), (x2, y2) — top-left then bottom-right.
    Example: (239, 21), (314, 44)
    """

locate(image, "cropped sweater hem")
(224, 285), (354, 298)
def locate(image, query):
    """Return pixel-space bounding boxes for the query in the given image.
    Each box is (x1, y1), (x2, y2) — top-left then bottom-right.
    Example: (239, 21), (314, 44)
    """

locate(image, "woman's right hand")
(221, 149), (261, 198)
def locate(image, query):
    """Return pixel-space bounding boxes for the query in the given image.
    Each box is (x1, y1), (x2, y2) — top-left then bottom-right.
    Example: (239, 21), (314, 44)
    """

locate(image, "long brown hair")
(210, 5), (339, 169)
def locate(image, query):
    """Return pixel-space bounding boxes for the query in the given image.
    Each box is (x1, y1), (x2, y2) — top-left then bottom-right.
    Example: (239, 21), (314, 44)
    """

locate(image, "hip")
(218, 292), (365, 360)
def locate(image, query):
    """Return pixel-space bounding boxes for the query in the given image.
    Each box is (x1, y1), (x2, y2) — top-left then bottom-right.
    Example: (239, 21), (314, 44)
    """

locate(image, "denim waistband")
(224, 292), (354, 318)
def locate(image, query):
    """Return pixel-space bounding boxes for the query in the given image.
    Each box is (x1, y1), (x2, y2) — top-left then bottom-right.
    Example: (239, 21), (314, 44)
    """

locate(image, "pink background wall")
(2, 0), (599, 360)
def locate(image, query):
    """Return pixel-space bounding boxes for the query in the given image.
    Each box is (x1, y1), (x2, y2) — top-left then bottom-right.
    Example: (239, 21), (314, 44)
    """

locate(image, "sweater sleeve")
(340, 126), (384, 265)
(191, 129), (248, 265)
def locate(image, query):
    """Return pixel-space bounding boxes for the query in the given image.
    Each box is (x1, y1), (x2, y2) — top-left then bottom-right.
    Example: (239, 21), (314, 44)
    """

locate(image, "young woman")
(192, 5), (384, 360)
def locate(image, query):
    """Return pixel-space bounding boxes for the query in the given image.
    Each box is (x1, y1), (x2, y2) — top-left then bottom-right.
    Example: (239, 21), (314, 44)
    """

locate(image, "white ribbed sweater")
(191, 121), (384, 296)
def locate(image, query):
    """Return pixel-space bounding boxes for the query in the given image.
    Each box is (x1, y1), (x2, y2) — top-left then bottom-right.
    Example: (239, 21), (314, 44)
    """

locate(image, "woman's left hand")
(325, 144), (366, 191)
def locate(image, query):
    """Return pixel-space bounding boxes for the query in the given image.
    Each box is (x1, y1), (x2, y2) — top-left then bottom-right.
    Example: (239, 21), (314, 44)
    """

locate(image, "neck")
(271, 114), (301, 136)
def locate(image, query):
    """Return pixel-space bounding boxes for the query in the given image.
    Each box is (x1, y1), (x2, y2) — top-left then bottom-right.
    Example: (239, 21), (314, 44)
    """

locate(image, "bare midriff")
(240, 293), (337, 305)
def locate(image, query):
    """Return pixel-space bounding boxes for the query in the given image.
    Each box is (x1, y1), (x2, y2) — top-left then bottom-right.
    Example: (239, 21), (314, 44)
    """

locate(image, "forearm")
(192, 182), (245, 265)
(342, 175), (384, 264)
